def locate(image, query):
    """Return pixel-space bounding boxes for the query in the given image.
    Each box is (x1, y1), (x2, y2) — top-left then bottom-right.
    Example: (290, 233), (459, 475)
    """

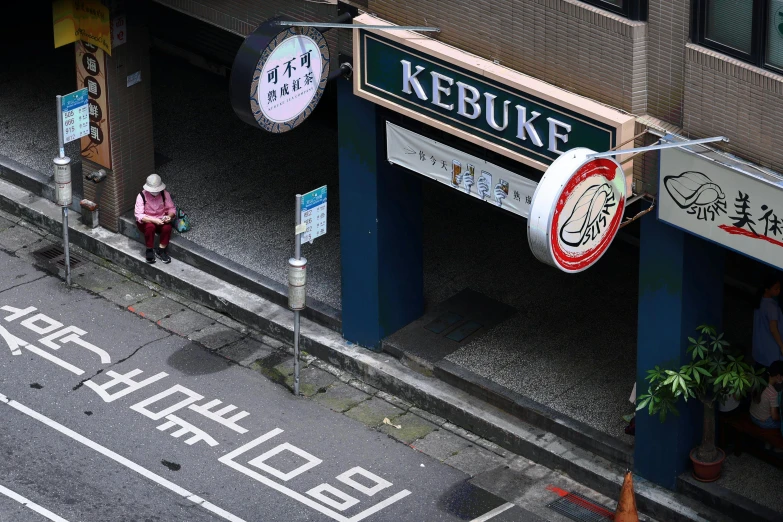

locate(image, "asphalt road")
(0, 248), (537, 522)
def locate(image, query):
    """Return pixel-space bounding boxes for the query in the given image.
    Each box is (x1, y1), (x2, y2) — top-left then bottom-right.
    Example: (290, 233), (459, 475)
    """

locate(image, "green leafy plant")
(636, 325), (767, 463)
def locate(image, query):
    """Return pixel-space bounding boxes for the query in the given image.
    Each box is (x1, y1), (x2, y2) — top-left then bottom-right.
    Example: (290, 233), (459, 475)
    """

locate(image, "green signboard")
(357, 30), (617, 168)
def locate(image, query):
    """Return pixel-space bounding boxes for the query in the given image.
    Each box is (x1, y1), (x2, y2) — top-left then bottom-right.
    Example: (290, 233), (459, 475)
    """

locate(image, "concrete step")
(116, 211), (342, 332)
(0, 175), (741, 522)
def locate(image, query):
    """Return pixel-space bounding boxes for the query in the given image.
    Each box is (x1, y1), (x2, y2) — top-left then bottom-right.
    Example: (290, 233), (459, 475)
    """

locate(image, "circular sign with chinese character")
(230, 20), (329, 133)
(527, 147), (626, 273)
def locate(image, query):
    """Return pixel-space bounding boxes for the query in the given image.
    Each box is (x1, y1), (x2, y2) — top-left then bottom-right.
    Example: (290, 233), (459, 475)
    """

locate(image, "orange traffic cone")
(615, 470), (639, 522)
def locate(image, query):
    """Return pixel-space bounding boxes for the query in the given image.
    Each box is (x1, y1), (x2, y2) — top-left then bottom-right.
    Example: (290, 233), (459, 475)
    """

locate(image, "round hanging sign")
(527, 147), (626, 273)
(230, 20), (330, 133)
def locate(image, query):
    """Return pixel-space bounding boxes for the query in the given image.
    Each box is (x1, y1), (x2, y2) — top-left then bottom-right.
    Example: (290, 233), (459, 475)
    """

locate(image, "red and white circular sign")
(527, 148), (626, 273)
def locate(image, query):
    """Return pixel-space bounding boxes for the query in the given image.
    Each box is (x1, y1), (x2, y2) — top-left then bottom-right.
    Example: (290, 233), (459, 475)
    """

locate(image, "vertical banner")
(76, 41), (112, 170)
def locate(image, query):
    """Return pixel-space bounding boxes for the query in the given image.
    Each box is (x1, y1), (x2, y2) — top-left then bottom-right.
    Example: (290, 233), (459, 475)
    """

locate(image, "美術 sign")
(301, 186), (327, 244)
(386, 122), (537, 218)
(61, 88), (89, 144)
(230, 20), (330, 133)
(658, 146), (783, 271)
(353, 14), (636, 173)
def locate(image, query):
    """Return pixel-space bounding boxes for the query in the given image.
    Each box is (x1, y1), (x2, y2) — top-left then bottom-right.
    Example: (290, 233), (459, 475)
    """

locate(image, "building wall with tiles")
(683, 44), (783, 175)
(363, 0), (647, 115)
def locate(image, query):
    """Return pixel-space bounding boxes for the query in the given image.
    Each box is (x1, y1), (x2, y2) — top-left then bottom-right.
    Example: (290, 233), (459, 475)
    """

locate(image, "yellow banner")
(53, 0), (112, 56)
(53, 0), (78, 48)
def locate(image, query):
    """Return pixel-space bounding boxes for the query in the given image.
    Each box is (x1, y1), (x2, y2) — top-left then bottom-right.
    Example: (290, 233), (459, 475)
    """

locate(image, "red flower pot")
(690, 447), (726, 482)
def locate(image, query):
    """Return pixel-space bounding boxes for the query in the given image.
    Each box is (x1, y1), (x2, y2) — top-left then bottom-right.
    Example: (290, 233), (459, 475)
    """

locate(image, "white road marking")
(219, 431), (411, 522)
(0, 392), (246, 522)
(0, 483), (70, 522)
(23, 345), (84, 375)
(470, 502), (515, 521)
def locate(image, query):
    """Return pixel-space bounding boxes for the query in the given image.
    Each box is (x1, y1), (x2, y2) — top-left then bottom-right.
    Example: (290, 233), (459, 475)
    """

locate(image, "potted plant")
(636, 325), (767, 481)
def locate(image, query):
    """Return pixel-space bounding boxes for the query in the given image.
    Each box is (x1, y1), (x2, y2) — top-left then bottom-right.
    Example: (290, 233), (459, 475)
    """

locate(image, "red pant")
(137, 221), (172, 248)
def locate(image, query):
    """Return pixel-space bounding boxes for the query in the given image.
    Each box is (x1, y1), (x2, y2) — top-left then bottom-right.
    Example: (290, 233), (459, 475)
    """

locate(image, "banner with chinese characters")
(76, 41), (112, 170)
(53, 0), (112, 55)
(386, 122), (537, 219)
(659, 147), (783, 270)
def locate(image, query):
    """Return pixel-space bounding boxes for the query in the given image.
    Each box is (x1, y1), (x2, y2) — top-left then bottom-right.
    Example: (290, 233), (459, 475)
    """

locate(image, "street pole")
(287, 194), (307, 397)
(294, 194), (302, 397)
(55, 95), (71, 286)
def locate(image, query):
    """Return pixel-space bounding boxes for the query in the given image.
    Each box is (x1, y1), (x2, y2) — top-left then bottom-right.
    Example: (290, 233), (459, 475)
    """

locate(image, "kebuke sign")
(353, 14), (636, 173)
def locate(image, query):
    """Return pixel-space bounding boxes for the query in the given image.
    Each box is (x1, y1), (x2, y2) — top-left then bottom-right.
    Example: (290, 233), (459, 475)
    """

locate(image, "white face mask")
(149, 191), (161, 197)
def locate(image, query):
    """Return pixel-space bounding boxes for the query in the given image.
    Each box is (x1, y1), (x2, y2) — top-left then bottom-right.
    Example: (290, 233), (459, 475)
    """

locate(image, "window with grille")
(694, 0), (783, 74)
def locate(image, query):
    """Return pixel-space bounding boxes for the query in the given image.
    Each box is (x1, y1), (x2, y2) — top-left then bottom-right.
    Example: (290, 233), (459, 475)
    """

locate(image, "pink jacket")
(135, 190), (175, 223)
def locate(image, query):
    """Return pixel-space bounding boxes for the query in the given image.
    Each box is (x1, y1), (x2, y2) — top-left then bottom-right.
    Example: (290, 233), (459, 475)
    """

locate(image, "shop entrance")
(374, 112), (641, 447)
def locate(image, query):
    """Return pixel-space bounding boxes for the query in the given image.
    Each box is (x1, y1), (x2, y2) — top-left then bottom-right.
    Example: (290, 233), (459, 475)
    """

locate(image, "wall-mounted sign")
(528, 148), (626, 273)
(230, 20), (330, 133)
(112, 15), (127, 48)
(300, 185), (327, 244)
(659, 147), (783, 271)
(353, 14), (636, 173)
(76, 41), (112, 170)
(386, 122), (537, 218)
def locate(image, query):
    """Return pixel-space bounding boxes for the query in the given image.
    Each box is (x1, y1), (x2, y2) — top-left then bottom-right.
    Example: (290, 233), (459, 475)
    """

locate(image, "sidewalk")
(1, 203), (657, 522)
(1, 173), (755, 522)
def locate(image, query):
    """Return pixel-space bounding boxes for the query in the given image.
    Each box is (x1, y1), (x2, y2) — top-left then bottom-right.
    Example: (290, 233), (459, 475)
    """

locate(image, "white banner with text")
(386, 122), (537, 219)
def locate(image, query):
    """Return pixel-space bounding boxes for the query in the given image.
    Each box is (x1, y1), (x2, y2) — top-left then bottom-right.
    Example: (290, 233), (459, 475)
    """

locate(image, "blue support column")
(337, 78), (423, 349)
(635, 210), (724, 489)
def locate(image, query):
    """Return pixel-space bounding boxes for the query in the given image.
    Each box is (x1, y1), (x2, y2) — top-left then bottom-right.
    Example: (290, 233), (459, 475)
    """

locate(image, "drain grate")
(33, 245), (86, 270)
(547, 492), (614, 522)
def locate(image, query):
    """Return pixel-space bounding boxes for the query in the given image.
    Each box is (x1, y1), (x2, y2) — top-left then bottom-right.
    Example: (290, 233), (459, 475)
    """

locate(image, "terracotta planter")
(690, 447), (726, 482)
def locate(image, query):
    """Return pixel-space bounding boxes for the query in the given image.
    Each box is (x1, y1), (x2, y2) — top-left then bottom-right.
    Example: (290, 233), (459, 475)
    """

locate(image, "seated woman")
(750, 361), (783, 429)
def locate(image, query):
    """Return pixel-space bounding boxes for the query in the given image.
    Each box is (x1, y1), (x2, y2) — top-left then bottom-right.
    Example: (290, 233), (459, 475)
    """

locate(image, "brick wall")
(646, 0), (690, 127)
(683, 44), (783, 174)
(365, 0), (646, 114)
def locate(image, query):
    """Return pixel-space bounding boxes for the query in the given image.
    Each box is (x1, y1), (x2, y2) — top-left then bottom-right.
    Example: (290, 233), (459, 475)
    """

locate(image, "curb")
(434, 359), (634, 468)
(115, 213), (343, 332)
(0, 175), (736, 522)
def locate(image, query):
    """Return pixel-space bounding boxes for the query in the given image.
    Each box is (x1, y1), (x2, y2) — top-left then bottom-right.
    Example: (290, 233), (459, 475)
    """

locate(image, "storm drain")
(33, 245), (86, 270)
(547, 491), (614, 522)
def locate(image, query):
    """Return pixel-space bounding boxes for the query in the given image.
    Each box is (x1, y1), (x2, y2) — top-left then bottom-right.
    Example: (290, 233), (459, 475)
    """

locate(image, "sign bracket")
(587, 136), (729, 160)
(273, 21), (440, 32)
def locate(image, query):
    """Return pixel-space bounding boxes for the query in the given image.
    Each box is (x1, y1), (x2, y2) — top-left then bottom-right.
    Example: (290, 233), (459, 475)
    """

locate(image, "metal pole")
(273, 21), (441, 32)
(293, 194), (302, 397)
(56, 95), (71, 286)
(63, 208), (71, 285)
(56, 95), (65, 159)
(586, 136), (729, 159)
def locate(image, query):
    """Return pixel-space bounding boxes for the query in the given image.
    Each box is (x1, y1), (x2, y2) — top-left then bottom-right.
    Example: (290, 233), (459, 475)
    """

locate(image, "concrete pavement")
(0, 214), (649, 522)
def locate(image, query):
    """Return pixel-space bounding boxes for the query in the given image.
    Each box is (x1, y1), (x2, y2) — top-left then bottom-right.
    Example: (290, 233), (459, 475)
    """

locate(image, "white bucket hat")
(143, 174), (166, 193)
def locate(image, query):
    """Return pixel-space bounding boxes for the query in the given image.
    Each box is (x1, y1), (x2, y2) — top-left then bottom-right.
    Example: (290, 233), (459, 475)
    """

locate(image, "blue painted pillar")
(337, 78), (424, 349)
(634, 209), (725, 489)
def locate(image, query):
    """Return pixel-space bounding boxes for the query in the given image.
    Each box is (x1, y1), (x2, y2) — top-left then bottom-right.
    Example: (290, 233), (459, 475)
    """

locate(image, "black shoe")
(155, 248), (171, 264)
(145, 248), (155, 264)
